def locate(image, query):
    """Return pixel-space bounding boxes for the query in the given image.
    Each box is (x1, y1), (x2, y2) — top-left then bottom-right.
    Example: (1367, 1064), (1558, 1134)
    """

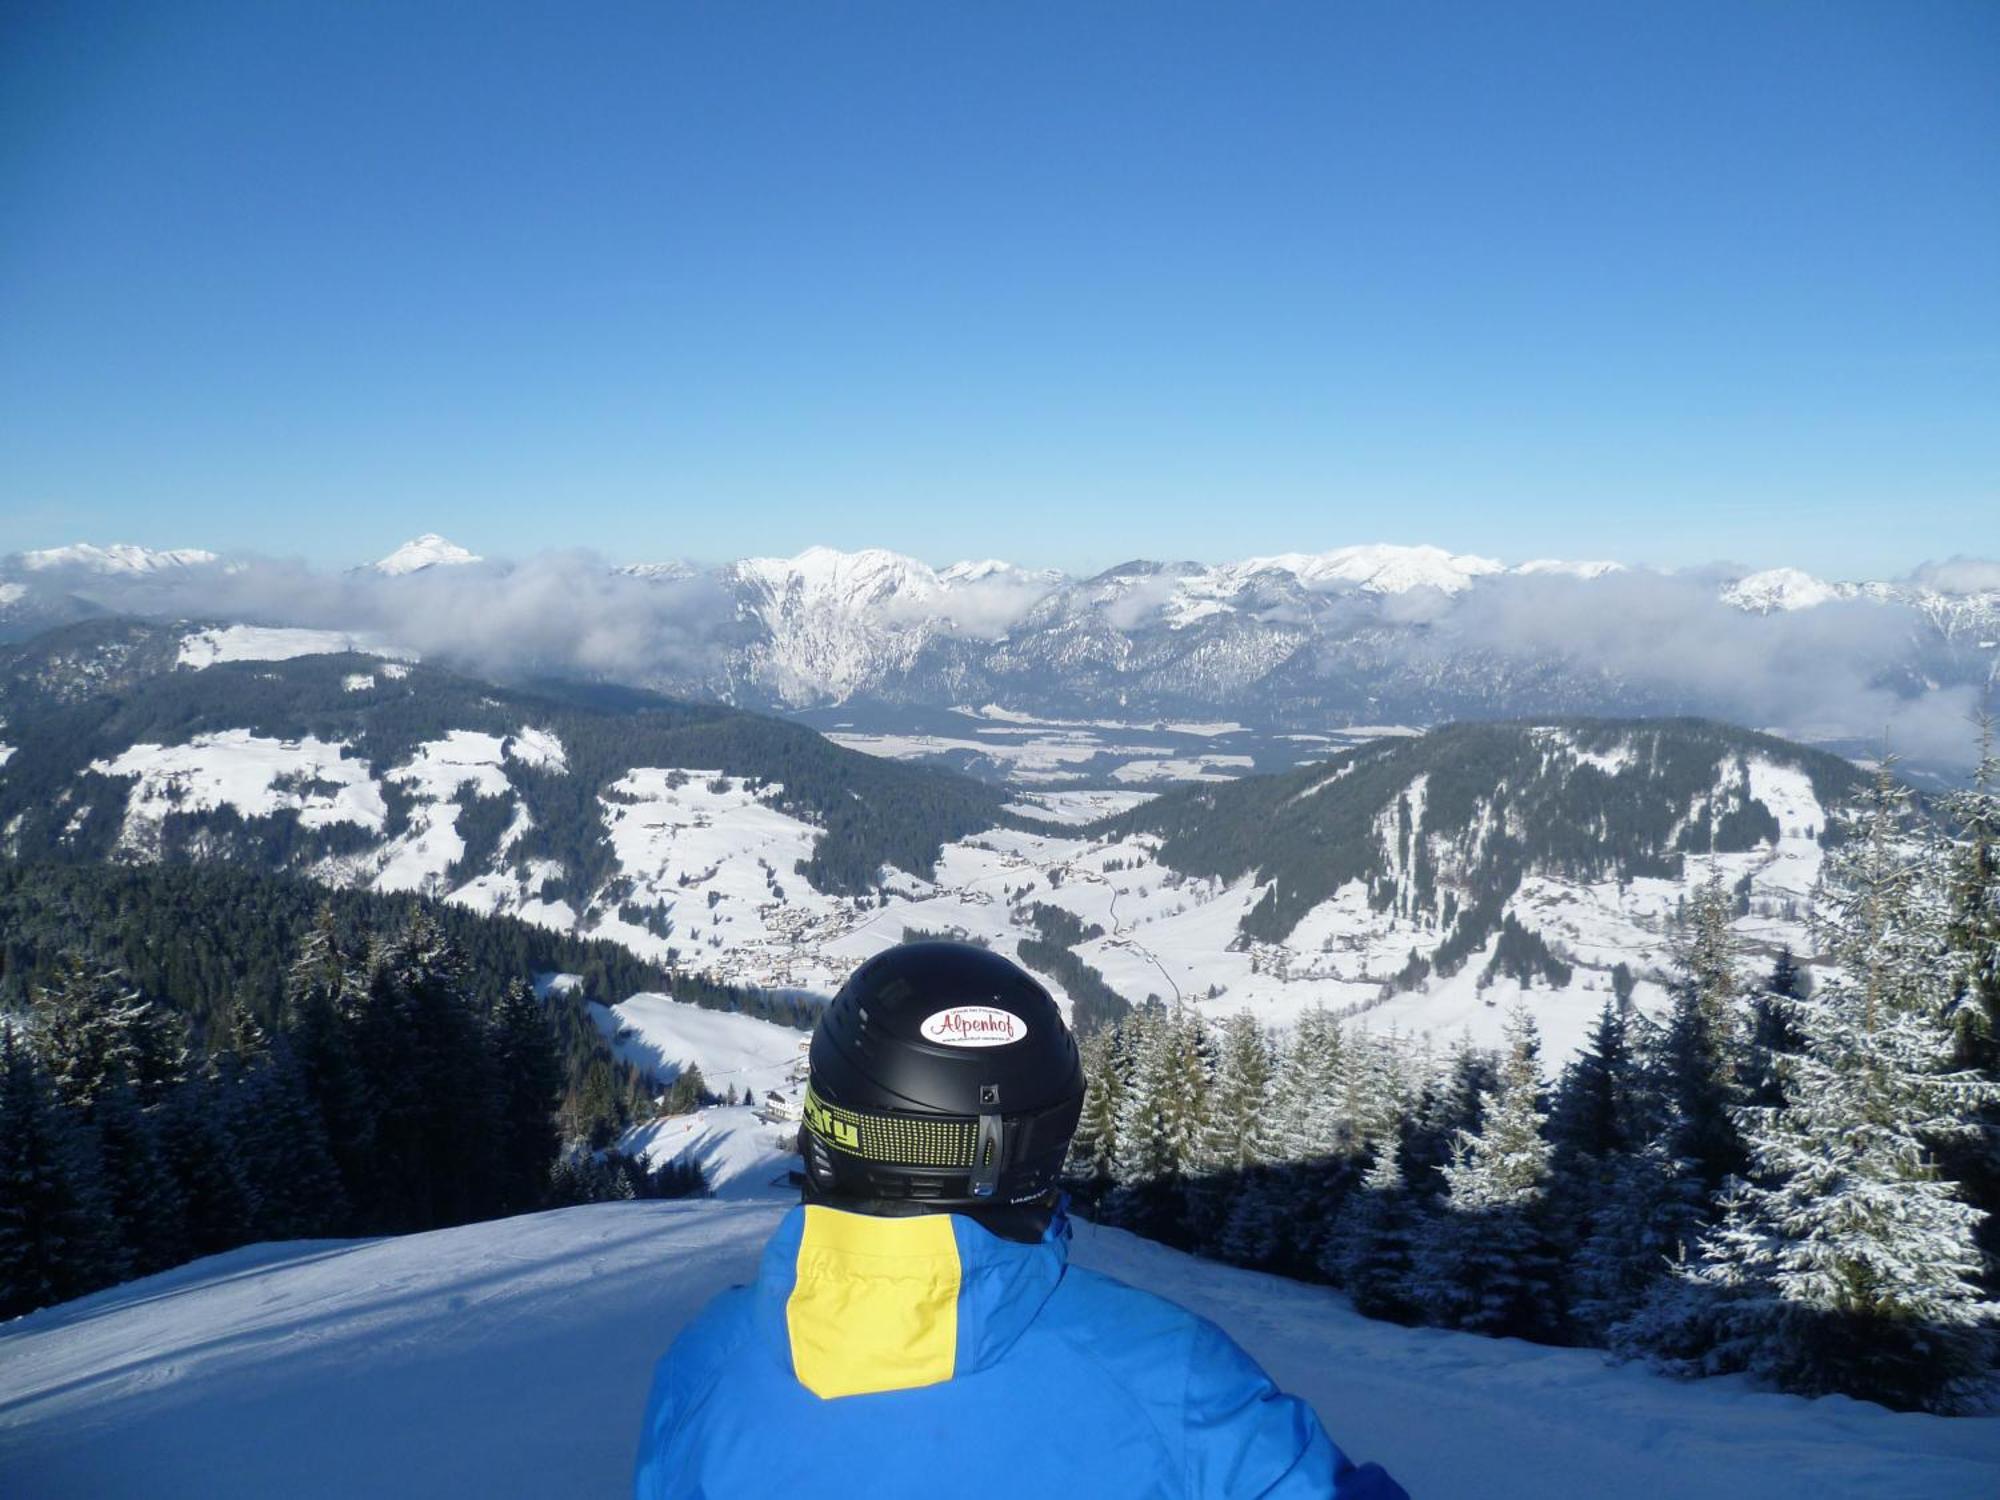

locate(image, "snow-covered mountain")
(1, 1198), (1991, 1500)
(370, 532), (482, 575)
(15, 542), (219, 575)
(0, 619), (1866, 1060)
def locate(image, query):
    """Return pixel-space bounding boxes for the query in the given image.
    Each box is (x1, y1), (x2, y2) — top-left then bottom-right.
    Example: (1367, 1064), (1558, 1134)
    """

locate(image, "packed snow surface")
(1, 1200), (1993, 1499)
(592, 992), (808, 1111)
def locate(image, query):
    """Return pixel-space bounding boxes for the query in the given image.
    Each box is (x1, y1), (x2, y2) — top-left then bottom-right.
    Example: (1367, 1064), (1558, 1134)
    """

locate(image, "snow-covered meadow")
(0, 1199), (1993, 1499)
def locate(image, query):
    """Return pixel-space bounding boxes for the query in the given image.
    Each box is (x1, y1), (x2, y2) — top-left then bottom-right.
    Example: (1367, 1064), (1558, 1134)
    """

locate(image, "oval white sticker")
(919, 1005), (1029, 1048)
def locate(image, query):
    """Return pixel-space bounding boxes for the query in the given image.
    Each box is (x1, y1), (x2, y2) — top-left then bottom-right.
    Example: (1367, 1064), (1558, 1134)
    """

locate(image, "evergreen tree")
(1334, 1028), (1406, 1159)
(1401, 1035), (1497, 1200)
(1654, 873), (1748, 1190)
(89, 1077), (186, 1274)
(1939, 714), (2000, 1284)
(1219, 1008), (1348, 1272)
(0, 1030), (121, 1317)
(1109, 1006), (1209, 1242)
(1745, 948), (1810, 1109)
(1547, 1001), (1634, 1171)
(1629, 765), (2000, 1411)
(1185, 1012), (1273, 1252)
(160, 1079), (255, 1257)
(1065, 1023), (1125, 1215)
(491, 980), (564, 1216)
(227, 1036), (348, 1240)
(284, 908), (376, 1213)
(1574, 1139), (1702, 1342)
(1325, 1138), (1420, 1323)
(28, 960), (189, 1275)
(1406, 1004), (1560, 1340)
(31, 957), (187, 1113)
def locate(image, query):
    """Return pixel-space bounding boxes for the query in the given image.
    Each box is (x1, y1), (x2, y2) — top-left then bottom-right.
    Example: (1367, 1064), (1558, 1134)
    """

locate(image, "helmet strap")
(969, 1113), (1004, 1198)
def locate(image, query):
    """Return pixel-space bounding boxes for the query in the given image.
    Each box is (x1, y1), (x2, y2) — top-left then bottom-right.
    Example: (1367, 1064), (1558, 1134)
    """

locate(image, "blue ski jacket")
(632, 1202), (1407, 1499)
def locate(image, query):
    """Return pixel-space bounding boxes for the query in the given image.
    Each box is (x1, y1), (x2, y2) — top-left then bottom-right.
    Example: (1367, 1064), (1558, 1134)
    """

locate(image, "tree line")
(1066, 744), (2000, 1414)
(0, 904), (701, 1322)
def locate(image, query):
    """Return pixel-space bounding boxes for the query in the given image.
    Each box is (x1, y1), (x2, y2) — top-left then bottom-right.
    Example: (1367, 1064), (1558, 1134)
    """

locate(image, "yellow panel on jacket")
(785, 1205), (962, 1399)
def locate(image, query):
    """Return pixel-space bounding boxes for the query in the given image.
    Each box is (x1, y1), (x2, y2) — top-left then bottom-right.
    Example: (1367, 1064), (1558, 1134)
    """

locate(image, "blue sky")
(2, 1), (1994, 577)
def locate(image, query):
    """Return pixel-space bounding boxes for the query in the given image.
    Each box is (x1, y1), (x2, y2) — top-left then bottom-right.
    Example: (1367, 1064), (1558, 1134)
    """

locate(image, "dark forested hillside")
(1107, 718), (1866, 953)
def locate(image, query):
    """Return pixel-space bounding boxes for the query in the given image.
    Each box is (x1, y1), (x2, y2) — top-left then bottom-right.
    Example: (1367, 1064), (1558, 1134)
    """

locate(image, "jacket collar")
(752, 1200), (1071, 1400)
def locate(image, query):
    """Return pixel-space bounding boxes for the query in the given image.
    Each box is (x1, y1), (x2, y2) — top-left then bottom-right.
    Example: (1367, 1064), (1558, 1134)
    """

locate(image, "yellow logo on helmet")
(803, 1088), (859, 1151)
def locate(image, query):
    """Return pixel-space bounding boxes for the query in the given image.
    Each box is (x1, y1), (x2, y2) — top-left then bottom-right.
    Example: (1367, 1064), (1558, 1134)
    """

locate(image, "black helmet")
(801, 942), (1084, 1207)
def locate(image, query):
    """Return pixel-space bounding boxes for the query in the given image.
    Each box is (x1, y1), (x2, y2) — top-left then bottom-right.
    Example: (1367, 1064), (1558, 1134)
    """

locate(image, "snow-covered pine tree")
(1185, 1011), (1274, 1252)
(0, 1029), (122, 1318)
(1944, 713), (2000, 1069)
(1405, 1003), (1560, 1340)
(1655, 872), (1749, 1190)
(1065, 1022), (1126, 1215)
(1630, 762), (2000, 1411)
(1939, 713), (2000, 1283)
(1574, 1136), (1703, 1343)
(1216, 1013), (1334, 1270)
(1324, 1136), (1420, 1323)
(1401, 1034), (1497, 1201)
(1244, 1007), (1351, 1273)
(1109, 1005), (1210, 1242)
(1334, 1026), (1407, 1160)
(27, 960), (189, 1275)
(30, 956), (188, 1113)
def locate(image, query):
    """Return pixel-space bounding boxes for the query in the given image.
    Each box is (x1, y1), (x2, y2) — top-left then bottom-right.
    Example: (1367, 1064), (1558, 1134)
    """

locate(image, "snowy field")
(796, 700), (1413, 787)
(1, 1199), (1993, 1499)
(175, 624), (410, 670)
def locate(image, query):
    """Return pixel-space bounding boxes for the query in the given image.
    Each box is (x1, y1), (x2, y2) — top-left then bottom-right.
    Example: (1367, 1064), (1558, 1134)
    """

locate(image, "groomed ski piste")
(3, 1186), (1998, 1498)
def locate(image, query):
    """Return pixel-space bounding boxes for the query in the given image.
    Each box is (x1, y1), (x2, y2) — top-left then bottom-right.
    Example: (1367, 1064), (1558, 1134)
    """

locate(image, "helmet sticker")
(920, 1005), (1029, 1048)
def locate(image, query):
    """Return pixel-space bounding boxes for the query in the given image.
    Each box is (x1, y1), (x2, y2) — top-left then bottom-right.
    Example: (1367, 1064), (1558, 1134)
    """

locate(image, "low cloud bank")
(46, 551), (739, 692)
(1414, 570), (1991, 770)
(18, 548), (1997, 772)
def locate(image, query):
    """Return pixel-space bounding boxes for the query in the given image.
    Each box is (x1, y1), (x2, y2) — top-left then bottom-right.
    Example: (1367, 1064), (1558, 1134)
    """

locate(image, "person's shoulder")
(1054, 1263), (1206, 1330)
(655, 1283), (758, 1397)
(1045, 1266), (1282, 1389)
(1041, 1263), (1216, 1368)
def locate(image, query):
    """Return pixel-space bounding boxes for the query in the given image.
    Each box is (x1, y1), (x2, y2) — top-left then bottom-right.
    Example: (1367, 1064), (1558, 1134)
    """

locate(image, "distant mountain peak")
(1723, 567), (1842, 613)
(16, 542), (218, 575)
(372, 534), (481, 575)
(1228, 543), (1507, 596)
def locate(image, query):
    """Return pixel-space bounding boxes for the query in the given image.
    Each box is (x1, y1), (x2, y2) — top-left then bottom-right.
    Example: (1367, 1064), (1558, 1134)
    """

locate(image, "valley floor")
(1, 1200), (1994, 1498)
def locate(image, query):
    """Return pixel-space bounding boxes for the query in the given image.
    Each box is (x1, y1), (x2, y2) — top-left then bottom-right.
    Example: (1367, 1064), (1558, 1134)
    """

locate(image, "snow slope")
(1, 1201), (1993, 1499)
(176, 625), (408, 670)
